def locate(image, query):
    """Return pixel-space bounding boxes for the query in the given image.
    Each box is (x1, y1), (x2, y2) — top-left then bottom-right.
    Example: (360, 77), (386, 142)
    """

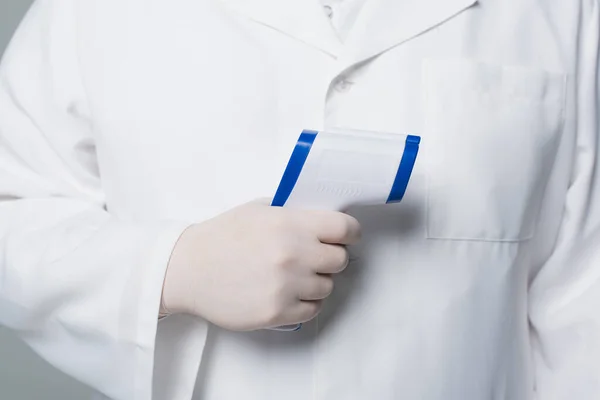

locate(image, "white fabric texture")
(0, 1), (599, 399)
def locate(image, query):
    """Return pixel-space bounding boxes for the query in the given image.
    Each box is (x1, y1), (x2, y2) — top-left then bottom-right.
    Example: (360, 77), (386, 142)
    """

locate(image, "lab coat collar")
(220, 0), (343, 57)
(340, 0), (479, 67)
(221, 0), (477, 66)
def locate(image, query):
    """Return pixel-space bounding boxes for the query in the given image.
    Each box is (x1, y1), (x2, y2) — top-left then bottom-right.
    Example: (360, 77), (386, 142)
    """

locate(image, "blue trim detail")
(387, 135), (421, 203)
(271, 130), (318, 207)
(271, 130), (318, 333)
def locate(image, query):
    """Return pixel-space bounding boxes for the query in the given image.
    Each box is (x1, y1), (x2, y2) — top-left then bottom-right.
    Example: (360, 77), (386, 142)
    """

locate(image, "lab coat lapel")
(339, 0), (478, 68)
(221, 0), (342, 57)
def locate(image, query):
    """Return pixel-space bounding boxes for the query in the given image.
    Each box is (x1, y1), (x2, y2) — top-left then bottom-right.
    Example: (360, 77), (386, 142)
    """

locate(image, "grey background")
(1, 1), (94, 398)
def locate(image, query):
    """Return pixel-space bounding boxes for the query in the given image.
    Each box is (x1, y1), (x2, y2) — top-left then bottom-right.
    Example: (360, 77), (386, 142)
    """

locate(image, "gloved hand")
(160, 200), (361, 331)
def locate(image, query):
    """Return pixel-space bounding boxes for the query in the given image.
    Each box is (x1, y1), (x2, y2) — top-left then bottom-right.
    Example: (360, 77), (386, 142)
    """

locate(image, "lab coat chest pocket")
(422, 59), (567, 241)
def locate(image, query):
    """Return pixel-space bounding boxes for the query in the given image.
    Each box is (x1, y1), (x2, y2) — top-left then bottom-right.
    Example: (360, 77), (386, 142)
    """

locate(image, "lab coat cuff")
(135, 221), (192, 399)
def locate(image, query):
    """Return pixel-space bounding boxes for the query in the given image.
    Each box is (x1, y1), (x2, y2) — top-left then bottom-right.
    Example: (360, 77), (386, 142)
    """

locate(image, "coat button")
(334, 77), (353, 92)
(323, 5), (333, 18)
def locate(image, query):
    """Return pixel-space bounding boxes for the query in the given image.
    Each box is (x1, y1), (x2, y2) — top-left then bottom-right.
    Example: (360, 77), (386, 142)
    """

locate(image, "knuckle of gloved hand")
(271, 243), (298, 270)
(330, 216), (353, 242)
(333, 247), (349, 272)
(262, 300), (287, 326)
(343, 216), (361, 243)
(350, 216), (362, 240)
(320, 245), (347, 273)
(265, 273), (290, 302)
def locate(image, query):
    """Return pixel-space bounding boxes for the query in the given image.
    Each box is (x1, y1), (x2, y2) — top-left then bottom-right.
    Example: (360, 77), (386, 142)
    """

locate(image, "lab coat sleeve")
(0, 1), (189, 399)
(528, 1), (600, 398)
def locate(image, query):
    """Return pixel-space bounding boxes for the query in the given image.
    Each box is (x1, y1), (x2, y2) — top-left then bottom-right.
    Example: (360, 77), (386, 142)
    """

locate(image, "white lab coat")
(0, 0), (599, 399)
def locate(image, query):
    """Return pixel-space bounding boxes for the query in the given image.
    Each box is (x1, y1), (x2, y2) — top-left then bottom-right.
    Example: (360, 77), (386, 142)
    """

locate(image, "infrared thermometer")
(270, 128), (421, 332)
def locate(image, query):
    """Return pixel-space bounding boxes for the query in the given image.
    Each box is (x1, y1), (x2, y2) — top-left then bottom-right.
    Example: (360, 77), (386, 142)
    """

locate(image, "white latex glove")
(160, 200), (361, 331)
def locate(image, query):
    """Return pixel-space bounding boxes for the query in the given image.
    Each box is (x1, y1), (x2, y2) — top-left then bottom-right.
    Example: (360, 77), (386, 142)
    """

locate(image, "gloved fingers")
(303, 211), (362, 245)
(284, 300), (323, 325)
(297, 275), (335, 301)
(312, 244), (349, 274)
